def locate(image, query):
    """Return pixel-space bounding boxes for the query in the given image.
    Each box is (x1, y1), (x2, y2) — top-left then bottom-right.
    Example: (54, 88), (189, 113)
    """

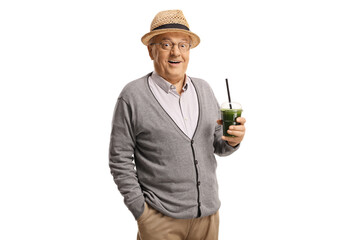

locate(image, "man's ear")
(147, 45), (154, 60)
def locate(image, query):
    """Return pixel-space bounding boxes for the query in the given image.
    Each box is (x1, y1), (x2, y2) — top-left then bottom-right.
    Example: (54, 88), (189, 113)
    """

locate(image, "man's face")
(148, 32), (191, 82)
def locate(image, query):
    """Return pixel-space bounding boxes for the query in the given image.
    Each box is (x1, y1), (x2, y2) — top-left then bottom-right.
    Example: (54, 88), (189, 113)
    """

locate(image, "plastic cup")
(221, 102), (243, 137)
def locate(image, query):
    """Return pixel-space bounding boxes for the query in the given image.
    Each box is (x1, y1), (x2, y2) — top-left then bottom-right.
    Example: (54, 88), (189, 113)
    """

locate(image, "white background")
(1, 0), (359, 239)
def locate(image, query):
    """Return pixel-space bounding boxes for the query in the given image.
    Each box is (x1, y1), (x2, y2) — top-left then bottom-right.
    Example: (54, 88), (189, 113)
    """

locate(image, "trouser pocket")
(137, 202), (150, 224)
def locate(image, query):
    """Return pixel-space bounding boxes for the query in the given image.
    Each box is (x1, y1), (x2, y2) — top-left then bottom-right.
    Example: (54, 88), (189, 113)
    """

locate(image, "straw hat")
(141, 10), (200, 48)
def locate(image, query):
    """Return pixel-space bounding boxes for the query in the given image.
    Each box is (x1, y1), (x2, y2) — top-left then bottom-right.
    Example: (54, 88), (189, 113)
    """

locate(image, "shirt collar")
(152, 71), (190, 94)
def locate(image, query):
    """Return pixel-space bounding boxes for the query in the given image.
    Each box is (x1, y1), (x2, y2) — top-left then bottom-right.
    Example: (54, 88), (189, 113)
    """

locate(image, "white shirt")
(148, 71), (199, 139)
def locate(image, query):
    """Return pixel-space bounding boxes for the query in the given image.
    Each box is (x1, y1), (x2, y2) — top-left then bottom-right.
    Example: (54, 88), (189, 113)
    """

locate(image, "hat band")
(152, 23), (190, 31)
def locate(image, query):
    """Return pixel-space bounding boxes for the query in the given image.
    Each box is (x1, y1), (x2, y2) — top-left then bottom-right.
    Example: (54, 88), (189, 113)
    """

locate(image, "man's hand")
(217, 117), (246, 147)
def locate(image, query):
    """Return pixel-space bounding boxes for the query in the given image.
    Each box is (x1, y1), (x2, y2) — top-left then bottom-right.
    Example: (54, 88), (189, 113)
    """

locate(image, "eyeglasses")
(150, 40), (191, 52)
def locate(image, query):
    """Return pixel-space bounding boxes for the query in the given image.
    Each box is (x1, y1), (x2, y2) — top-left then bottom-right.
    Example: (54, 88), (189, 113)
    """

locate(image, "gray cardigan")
(109, 73), (239, 220)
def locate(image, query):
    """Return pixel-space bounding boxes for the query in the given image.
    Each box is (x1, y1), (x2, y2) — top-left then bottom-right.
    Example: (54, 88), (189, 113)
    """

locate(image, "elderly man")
(109, 10), (246, 240)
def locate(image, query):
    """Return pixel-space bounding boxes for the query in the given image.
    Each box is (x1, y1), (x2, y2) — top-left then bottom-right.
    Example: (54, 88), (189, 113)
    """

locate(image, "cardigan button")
(194, 160), (198, 165)
(197, 181), (201, 186)
(191, 140), (194, 144)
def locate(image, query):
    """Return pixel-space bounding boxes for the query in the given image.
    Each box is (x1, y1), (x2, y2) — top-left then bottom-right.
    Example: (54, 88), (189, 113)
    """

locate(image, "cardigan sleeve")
(109, 97), (145, 220)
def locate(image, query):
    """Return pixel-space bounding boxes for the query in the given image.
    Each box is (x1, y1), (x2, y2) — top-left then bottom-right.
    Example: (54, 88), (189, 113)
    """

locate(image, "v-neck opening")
(145, 72), (201, 142)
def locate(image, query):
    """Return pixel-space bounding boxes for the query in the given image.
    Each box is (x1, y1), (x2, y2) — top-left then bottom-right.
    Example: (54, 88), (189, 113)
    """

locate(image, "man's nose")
(170, 44), (181, 56)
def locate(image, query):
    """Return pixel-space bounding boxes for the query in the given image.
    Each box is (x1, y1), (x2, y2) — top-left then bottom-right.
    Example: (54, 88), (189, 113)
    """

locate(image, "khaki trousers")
(137, 203), (219, 240)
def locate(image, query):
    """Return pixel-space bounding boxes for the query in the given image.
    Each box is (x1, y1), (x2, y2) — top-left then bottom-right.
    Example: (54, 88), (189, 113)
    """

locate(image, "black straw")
(225, 78), (232, 109)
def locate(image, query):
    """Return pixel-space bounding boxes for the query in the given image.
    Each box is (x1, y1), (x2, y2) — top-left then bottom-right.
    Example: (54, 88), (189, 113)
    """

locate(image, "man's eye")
(162, 43), (171, 48)
(180, 43), (190, 49)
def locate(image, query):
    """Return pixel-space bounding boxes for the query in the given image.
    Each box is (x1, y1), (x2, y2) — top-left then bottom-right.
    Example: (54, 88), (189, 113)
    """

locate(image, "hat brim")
(141, 29), (200, 48)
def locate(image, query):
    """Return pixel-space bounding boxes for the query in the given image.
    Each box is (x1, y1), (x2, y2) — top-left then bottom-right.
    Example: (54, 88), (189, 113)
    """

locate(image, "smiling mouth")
(168, 60), (181, 64)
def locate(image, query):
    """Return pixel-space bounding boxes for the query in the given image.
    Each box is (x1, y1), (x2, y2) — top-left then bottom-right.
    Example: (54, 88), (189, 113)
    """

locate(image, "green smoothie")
(221, 108), (242, 137)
